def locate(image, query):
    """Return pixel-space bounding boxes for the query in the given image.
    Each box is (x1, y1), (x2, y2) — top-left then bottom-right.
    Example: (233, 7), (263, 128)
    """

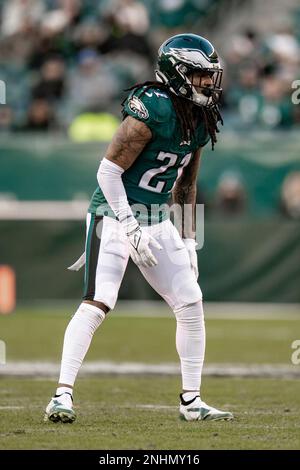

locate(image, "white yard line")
(0, 361), (299, 378)
(17, 300), (300, 320)
(0, 406), (24, 410)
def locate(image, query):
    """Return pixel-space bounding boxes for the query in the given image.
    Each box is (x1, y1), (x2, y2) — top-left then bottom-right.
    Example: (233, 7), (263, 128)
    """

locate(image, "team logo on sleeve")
(128, 96), (149, 119)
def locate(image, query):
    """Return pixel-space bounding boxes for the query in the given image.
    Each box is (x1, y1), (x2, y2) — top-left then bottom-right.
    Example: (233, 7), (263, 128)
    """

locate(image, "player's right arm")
(97, 116), (162, 268)
(105, 115), (152, 169)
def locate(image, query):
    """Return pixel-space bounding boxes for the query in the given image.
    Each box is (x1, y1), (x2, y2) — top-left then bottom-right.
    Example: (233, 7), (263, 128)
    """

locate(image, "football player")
(45, 33), (233, 423)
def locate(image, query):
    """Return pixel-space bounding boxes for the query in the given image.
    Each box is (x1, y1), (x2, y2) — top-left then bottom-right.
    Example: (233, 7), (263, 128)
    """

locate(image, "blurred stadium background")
(0, 0), (300, 450)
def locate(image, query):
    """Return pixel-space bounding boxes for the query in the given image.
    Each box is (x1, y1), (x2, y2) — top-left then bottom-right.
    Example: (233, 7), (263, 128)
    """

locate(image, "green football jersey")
(88, 86), (210, 224)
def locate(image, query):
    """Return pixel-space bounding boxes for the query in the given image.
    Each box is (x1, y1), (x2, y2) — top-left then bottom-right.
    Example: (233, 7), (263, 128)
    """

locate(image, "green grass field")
(0, 306), (300, 450)
(1, 306), (299, 363)
(0, 377), (299, 450)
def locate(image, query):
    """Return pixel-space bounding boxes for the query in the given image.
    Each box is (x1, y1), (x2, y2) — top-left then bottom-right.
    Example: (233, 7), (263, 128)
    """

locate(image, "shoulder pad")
(125, 86), (173, 125)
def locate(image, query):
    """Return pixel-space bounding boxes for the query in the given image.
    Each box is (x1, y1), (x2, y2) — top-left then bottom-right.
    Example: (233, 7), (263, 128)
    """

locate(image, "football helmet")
(155, 33), (223, 108)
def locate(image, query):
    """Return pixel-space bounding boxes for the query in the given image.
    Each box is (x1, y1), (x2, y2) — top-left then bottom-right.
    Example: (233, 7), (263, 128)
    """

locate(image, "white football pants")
(83, 214), (202, 310)
(81, 214), (205, 391)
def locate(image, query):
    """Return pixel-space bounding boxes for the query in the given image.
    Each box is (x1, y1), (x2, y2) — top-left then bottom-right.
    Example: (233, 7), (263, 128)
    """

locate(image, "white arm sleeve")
(97, 157), (138, 234)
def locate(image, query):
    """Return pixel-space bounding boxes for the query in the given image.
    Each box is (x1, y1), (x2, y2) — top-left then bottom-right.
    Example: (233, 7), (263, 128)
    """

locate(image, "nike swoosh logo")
(145, 92), (153, 97)
(133, 233), (141, 250)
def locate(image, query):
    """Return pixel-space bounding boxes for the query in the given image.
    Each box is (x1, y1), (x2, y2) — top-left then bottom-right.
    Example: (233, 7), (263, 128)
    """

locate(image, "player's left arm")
(172, 147), (203, 278)
(172, 147), (202, 239)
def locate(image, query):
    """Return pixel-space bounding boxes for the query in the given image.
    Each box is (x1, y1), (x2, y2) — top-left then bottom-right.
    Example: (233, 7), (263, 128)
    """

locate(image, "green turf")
(0, 308), (298, 364)
(1, 307), (300, 450)
(0, 376), (299, 450)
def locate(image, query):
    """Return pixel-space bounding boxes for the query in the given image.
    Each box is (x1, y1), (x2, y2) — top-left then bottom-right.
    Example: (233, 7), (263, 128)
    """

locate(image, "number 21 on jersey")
(139, 151), (192, 193)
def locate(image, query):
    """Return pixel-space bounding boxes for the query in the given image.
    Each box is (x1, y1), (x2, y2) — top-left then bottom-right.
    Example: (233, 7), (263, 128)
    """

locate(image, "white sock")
(182, 391), (199, 402)
(58, 303), (105, 387)
(55, 386), (73, 397)
(174, 300), (205, 392)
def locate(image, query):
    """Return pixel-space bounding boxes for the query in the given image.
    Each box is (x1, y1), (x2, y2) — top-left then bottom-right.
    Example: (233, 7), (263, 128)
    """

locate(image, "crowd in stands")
(0, 0), (299, 135)
(1, 1), (300, 219)
(223, 26), (300, 130)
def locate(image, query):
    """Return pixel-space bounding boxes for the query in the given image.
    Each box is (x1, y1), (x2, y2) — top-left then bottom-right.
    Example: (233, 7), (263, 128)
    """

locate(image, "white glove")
(127, 225), (162, 268)
(183, 238), (198, 279)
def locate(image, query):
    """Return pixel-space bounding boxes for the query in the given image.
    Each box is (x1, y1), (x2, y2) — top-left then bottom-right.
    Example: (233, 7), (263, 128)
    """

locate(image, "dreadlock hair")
(122, 81), (223, 150)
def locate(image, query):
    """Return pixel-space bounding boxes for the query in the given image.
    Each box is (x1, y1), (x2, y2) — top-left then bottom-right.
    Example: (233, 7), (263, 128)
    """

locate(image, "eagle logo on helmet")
(167, 48), (220, 69)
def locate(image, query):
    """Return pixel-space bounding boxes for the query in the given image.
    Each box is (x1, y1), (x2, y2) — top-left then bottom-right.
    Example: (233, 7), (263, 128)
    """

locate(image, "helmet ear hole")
(178, 64), (188, 74)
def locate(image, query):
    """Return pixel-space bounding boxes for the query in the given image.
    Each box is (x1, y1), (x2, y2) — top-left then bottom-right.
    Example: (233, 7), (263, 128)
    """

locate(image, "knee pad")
(169, 274), (203, 311)
(174, 300), (204, 323)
